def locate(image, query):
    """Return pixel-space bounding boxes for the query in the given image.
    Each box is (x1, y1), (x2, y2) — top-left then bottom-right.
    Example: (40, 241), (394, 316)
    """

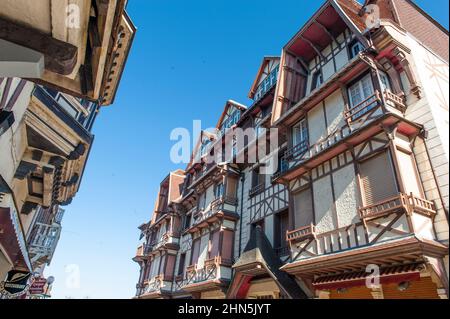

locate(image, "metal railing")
(249, 183), (265, 197)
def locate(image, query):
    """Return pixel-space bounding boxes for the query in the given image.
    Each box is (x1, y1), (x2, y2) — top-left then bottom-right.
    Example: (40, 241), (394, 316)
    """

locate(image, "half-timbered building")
(134, 0), (448, 299)
(1, 3), (135, 296)
(270, 0), (449, 299)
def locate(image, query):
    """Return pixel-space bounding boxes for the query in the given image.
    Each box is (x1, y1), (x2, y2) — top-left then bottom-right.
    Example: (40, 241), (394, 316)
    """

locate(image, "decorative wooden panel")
(249, 183), (289, 222)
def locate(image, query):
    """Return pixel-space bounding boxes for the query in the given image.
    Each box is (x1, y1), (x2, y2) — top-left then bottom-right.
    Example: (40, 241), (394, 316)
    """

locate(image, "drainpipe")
(238, 172), (245, 256)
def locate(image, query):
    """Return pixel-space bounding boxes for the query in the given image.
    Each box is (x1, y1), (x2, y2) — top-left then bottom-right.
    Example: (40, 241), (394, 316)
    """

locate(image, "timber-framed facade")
(134, 0), (448, 299)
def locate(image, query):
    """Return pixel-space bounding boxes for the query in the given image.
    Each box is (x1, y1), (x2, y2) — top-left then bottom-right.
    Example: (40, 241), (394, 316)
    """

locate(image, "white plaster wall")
(411, 213), (435, 241)
(335, 48), (349, 71)
(313, 175), (336, 233)
(332, 164), (359, 227)
(406, 34), (449, 211)
(324, 89), (345, 134)
(322, 60), (334, 81)
(307, 103), (327, 146)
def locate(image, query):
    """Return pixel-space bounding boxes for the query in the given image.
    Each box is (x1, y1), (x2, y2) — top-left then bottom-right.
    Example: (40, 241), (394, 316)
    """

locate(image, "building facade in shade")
(134, 0), (448, 299)
(0, 2), (135, 298)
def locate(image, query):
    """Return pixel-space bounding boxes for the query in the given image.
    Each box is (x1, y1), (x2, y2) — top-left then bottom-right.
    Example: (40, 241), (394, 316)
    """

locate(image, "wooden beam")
(299, 35), (325, 60)
(314, 20), (341, 45)
(0, 17), (78, 76)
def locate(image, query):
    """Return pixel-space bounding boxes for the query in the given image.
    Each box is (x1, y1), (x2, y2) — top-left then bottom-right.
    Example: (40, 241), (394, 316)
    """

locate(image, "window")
(291, 119), (308, 158)
(379, 71), (392, 92)
(197, 192), (206, 211)
(177, 253), (186, 276)
(226, 177), (238, 200)
(274, 210), (289, 252)
(57, 95), (78, 118)
(292, 119), (308, 147)
(183, 214), (191, 230)
(359, 151), (398, 206)
(252, 167), (265, 189)
(209, 230), (220, 258)
(190, 238), (201, 265)
(349, 41), (364, 59)
(200, 139), (211, 156)
(293, 187), (314, 228)
(348, 73), (376, 120)
(311, 71), (323, 91)
(215, 183), (224, 199)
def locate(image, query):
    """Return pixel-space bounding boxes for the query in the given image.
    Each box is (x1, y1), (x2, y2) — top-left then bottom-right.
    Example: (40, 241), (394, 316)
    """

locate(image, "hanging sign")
(29, 277), (47, 295)
(0, 270), (31, 297)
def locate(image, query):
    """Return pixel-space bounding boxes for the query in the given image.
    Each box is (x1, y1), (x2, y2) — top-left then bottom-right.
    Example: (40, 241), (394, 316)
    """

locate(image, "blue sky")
(46, 0), (449, 299)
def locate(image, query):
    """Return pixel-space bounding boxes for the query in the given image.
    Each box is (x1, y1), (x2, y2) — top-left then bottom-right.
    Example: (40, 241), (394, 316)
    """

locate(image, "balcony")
(139, 274), (174, 298)
(152, 231), (181, 251)
(275, 90), (413, 182)
(28, 222), (62, 266)
(249, 183), (265, 198)
(175, 256), (232, 292)
(253, 65), (279, 105)
(187, 197), (239, 233)
(133, 244), (146, 262)
(283, 193), (439, 276)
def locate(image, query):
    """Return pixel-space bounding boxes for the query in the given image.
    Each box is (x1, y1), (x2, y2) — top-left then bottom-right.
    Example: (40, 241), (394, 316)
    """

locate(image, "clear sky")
(45, 0), (449, 299)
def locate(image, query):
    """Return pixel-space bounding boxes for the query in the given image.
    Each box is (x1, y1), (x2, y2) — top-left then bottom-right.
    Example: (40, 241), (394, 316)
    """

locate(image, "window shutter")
(293, 187), (314, 228)
(191, 238), (201, 265)
(359, 151), (398, 206)
(209, 230), (220, 257)
(226, 178), (237, 198)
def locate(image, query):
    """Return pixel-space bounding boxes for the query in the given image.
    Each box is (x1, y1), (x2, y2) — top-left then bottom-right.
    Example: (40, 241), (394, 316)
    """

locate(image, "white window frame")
(292, 119), (308, 147)
(350, 41), (364, 59)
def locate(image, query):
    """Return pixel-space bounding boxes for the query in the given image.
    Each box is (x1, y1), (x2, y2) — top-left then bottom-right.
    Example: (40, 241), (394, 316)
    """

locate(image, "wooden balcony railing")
(249, 183), (265, 197)
(384, 90), (406, 112)
(286, 193), (436, 259)
(144, 274), (163, 293)
(174, 256), (234, 291)
(409, 194), (436, 217)
(345, 91), (381, 122)
(359, 193), (410, 220)
(279, 90), (407, 180)
(359, 193), (436, 220)
(286, 224), (315, 242)
(135, 244), (145, 258)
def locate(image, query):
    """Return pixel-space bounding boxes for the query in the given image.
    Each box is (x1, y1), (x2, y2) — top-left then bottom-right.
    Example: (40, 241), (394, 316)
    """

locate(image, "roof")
(215, 100), (247, 129)
(248, 56), (280, 99)
(229, 226), (308, 299)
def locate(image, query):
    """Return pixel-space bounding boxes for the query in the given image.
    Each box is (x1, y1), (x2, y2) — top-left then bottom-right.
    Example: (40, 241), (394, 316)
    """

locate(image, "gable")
(249, 57), (281, 99)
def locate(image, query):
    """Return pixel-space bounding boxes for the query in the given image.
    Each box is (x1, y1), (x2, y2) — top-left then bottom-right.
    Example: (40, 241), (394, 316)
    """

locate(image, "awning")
(0, 178), (32, 272)
(312, 263), (424, 290)
(228, 226), (307, 299)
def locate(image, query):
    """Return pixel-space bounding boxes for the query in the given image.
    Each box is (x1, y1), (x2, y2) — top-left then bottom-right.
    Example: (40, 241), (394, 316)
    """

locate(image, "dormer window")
(349, 41), (364, 59)
(220, 110), (240, 136)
